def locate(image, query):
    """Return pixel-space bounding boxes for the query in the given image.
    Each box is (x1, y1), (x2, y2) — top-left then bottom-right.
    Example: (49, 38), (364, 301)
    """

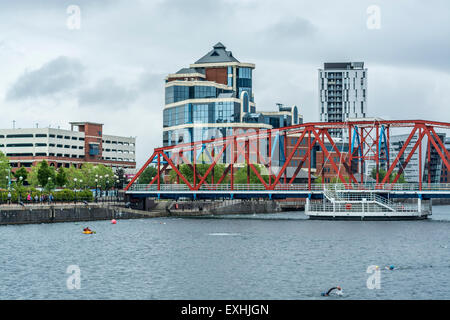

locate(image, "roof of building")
(175, 67), (205, 75)
(324, 62), (365, 70)
(195, 42), (240, 64)
(69, 122), (103, 126)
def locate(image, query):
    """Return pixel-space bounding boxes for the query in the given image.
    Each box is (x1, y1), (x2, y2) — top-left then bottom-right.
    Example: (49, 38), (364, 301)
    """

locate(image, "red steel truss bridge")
(125, 119), (450, 200)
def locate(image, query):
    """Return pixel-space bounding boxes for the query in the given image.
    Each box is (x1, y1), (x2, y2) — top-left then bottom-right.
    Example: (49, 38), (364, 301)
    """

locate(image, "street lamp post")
(18, 176), (23, 204)
(73, 178), (77, 204)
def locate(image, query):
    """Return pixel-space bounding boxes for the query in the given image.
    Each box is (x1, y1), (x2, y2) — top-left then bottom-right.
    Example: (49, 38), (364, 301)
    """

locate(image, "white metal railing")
(125, 183), (450, 192)
(308, 202), (420, 213)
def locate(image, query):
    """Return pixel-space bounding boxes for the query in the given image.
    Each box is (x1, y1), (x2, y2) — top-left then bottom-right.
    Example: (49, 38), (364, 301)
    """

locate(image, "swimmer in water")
(321, 286), (342, 296)
(385, 265), (395, 270)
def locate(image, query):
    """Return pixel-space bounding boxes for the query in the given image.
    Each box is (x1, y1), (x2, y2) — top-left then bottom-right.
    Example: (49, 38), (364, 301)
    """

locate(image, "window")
(57, 135), (63, 139)
(64, 136), (70, 139)
(6, 134), (33, 138)
(49, 134), (55, 138)
(6, 143), (33, 147)
(72, 137), (77, 140)
(64, 145), (70, 148)
(35, 134), (47, 138)
(35, 143), (47, 147)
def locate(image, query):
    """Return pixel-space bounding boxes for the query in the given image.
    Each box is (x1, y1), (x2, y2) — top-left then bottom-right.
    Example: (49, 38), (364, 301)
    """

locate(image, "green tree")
(137, 167), (157, 184)
(65, 165), (84, 189)
(0, 151), (11, 189)
(234, 164), (269, 184)
(91, 165), (115, 190)
(371, 168), (406, 183)
(37, 160), (55, 187)
(115, 167), (126, 188)
(13, 167), (29, 184)
(55, 167), (68, 187)
(27, 165), (40, 187)
(168, 164), (228, 184)
(330, 176), (349, 183)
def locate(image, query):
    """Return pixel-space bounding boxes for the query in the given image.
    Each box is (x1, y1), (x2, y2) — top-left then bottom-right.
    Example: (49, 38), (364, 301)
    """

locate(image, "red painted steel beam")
(425, 128), (450, 173)
(270, 129), (309, 189)
(391, 128), (426, 183)
(322, 130), (358, 184)
(428, 127), (450, 170)
(234, 138), (270, 188)
(288, 134), (318, 184)
(194, 141), (229, 190)
(124, 152), (156, 191)
(160, 151), (194, 189)
(311, 128), (348, 184)
(154, 120), (450, 154)
(381, 125), (419, 184)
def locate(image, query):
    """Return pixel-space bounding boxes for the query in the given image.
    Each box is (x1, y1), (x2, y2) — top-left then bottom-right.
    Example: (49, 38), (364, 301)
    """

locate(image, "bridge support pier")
(418, 195), (422, 213)
(362, 198), (366, 213)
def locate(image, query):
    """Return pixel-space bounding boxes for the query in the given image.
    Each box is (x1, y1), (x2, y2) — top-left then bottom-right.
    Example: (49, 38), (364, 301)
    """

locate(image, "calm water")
(1, 206), (450, 300)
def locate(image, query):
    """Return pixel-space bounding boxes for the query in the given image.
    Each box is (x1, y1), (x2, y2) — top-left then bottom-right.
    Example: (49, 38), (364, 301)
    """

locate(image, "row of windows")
(102, 149), (134, 154)
(238, 67), (252, 79)
(2, 143), (84, 149)
(165, 85), (233, 104)
(163, 102), (241, 127)
(101, 157), (134, 161)
(322, 71), (366, 78)
(263, 114), (292, 129)
(102, 140), (134, 146)
(7, 153), (83, 158)
(0, 134), (85, 140)
(163, 127), (234, 147)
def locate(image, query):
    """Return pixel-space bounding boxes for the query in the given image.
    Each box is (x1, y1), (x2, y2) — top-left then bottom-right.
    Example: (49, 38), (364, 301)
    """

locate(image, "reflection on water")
(0, 206), (449, 299)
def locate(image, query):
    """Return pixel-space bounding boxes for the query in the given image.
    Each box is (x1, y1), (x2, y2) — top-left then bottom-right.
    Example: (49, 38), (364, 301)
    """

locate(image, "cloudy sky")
(1, 0), (449, 166)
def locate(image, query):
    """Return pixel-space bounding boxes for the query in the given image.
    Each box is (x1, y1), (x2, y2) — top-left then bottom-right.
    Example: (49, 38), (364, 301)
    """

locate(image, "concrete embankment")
(0, 203), (166, 225)
(165, 199), (284, 216)
(0, 199), (302, 225)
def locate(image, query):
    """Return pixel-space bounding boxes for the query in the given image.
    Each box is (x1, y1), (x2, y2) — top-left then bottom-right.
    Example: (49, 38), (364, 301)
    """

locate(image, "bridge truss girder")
(125, 120), (450, 192)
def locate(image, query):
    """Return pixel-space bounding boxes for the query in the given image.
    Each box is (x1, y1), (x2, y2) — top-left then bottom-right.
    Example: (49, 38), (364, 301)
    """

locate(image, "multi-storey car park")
(0, 122), (136, 173)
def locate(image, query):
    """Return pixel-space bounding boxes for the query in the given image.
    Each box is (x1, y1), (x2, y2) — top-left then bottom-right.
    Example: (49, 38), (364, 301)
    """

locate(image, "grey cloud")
(137, 72), (165, 91)
(264, 17), (317, 40)
(78, 78), (138, 109)
(5, 56), (84, 100)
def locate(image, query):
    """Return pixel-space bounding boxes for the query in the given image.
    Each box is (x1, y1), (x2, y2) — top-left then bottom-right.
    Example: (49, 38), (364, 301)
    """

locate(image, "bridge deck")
(125, 183), (450, 200)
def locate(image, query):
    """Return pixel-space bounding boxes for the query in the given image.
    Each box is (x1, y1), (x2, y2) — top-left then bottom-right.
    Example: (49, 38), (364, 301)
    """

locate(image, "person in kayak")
(321, 286), (342, 296)
(83, 227), (91, 232)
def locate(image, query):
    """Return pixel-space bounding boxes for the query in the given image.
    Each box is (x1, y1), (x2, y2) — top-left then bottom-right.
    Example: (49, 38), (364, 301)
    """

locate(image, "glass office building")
(163, 42), (302, 147)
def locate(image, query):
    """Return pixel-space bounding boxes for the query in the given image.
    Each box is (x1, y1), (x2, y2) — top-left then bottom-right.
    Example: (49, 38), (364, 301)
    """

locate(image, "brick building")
(0, 122), (136, 172)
